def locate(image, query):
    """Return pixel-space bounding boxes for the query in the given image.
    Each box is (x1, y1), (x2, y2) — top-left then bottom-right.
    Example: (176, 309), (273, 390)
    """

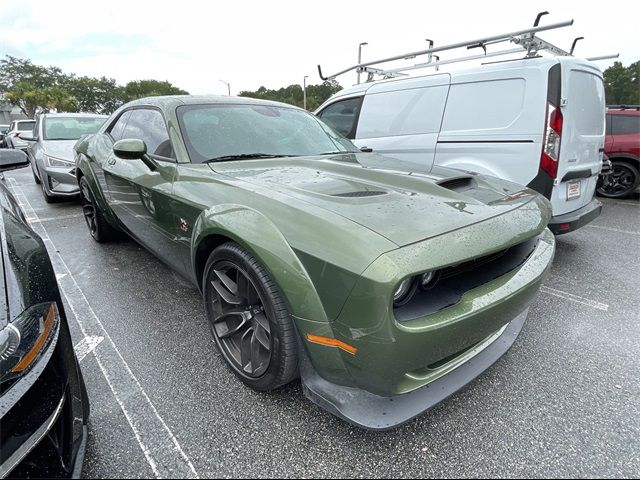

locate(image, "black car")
(0, 150), (89, 478)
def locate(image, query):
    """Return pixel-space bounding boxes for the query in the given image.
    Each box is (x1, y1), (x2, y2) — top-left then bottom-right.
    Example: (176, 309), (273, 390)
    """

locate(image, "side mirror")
(18, 133), (35, 141)
(0, 150), (30, 172)
(113, 138), (147, 159)
(113, 138), (158, 171)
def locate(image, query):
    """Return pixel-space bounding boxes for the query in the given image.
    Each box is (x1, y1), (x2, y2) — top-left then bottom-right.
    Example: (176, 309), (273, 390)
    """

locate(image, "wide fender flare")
(191, 204), (329, 323)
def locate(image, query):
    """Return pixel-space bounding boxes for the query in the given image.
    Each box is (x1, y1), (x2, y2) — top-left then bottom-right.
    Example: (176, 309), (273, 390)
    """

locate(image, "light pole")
(357, 42), (368, 84)
(303, 75), (309, 110)
(219, 79), (231, 96)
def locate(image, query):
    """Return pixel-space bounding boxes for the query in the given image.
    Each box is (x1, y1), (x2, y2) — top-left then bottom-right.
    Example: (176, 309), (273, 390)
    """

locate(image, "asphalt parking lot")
(5, 165), (640, 478)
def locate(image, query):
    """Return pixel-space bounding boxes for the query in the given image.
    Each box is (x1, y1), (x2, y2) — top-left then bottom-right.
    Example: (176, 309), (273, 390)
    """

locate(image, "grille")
(395, 234), (541, 322)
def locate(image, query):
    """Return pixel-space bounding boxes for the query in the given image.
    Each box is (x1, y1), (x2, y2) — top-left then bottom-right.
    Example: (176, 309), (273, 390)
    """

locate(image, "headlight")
(393, 270), (441, 307)
(393, 278), (416, 306)
(44, 155), (74, 168)
(420, 270), (439, 290)
(0, 303), (59, 386)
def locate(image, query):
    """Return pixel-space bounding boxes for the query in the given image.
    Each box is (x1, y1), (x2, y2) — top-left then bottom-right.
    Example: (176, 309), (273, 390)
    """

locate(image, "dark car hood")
(210, 153), (547, 247)
(41, 140), (79, 162)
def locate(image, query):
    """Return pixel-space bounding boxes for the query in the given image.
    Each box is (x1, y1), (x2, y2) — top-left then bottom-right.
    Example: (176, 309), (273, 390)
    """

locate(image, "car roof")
(40, 112), (108, 118)
(124, 95), (305, 112)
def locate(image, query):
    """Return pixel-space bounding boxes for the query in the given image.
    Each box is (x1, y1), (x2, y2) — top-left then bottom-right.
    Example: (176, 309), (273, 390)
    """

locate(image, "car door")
(103, 108), (185, 273)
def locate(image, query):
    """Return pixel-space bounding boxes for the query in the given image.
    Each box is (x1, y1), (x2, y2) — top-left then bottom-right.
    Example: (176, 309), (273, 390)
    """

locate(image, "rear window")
(610, 115), (640, 135)
(17, 121), (35, 132)
(568, 71), (605, 135)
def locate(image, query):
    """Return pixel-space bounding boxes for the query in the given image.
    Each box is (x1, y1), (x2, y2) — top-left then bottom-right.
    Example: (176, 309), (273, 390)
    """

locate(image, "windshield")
(43, 116), (106, 140)
(177, 104), (359, 163)
(16, 121), (35, 132)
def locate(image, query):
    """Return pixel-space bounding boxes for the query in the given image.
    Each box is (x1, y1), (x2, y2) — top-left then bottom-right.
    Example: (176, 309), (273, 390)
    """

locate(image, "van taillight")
(541, 102), (563, 179)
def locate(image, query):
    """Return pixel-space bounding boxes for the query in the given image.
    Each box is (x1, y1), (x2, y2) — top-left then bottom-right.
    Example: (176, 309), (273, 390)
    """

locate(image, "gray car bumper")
(38, 164), (80, 197)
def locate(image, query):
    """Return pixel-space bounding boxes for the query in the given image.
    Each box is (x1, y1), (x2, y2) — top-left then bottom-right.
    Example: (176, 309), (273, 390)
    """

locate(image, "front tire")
(203, 242), (299, 391)
(32, 163), (41, 185)
(597, 161), (640, 198)
(79, 176), (118, 242)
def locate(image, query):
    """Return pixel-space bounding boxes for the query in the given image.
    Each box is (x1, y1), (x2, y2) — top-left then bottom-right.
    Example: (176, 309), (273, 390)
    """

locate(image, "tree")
(239, 80), (342, 110)
(63, 76), (125, 114)
(603, 60), (640, 105)
(123, 80), (188, 102)
(0, 55), (71, 117)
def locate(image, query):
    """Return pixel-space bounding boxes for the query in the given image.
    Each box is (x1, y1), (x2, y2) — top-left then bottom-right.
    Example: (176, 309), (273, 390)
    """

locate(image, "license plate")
(567, 181), (581, 200)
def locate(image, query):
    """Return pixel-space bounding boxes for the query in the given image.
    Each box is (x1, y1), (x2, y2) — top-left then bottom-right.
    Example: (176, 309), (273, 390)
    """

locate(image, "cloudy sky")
(1, 0), (638, 95)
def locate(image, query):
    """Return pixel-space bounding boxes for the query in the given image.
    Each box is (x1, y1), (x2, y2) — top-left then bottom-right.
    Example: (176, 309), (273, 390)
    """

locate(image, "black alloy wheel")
(79, 176), (117, 242)
(597, 161), (640, 198)
(203, 243), (298, 391)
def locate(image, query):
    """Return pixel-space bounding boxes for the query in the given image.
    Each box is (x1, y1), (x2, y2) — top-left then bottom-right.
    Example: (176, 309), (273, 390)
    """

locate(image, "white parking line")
(585, 224), (640, 236)
(9, 178), (199, 480)
(26, 213), (84, 223)
(74, 335), (104, 362)
(540, 286), (609, 311)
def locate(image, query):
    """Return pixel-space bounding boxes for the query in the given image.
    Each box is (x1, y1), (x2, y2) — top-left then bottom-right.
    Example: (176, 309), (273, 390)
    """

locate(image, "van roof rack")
(318, 12), (620, 83)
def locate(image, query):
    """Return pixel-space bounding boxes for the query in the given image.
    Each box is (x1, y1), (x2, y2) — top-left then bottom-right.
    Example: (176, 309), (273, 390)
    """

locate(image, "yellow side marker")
(306, 334), (358, 355)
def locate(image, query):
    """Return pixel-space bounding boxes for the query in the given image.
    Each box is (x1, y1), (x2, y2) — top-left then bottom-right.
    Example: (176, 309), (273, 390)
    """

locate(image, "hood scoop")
(436, 176), (476, 193)
(331, 190), (388, 198)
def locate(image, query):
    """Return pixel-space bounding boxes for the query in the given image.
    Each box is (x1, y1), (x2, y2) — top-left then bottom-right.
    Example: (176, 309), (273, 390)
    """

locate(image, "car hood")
(42, 140), (79, 162)
(209, 153), (549, 247)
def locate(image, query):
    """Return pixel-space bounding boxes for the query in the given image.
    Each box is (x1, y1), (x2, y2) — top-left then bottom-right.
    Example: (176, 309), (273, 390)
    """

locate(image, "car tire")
(597, 160), (640, 198)
(203, 242), (299, 391)
(79, 176), (118, 242)
(32, 164), (41, 185)
(38, 170), (55, 204)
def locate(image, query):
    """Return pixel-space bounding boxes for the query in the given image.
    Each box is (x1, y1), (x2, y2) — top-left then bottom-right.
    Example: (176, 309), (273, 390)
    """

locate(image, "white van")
(316, 57), (605, 234)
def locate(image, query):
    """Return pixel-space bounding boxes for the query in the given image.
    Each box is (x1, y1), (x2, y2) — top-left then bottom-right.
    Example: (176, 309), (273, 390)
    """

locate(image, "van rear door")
(551, 59), (605, 215)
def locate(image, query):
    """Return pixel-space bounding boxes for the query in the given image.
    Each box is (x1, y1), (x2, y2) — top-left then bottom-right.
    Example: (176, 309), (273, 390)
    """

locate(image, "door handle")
(108, 158), (116, 166)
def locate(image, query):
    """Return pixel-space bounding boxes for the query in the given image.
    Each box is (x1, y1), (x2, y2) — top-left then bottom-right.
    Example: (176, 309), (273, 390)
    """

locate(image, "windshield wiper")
(204, 153), (296, 163)
(318, 151), (356, 156)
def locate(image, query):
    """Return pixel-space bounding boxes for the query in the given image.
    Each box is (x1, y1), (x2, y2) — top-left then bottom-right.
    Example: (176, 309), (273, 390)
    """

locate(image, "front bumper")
(296, 206), (555, 429)
(39, 165), (80, 197)
(301, 308), (529, 430)
(548, 198), (602, 235)
(0, 314), (88, 478)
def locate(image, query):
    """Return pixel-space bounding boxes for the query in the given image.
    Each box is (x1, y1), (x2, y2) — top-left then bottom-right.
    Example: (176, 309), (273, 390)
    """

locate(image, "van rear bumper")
(548, 198), (602, 235)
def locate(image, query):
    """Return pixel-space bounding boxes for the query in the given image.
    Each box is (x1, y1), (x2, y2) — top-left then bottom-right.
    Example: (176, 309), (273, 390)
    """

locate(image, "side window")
(611, 115), (640, 135)
(605, 115), (612, 135)
(317, 97), (363, 139)
(108, 111), (132, 141)
(121, 109), (175, 159)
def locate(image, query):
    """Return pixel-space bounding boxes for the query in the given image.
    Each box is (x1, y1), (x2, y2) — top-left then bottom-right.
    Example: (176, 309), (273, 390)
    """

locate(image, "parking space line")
(585, 224), (640, 236)
(540, 286), (609, 311)
(9, 178), (200, 479)
(26, 213), (84, 223)
(74, 335), (105, 362)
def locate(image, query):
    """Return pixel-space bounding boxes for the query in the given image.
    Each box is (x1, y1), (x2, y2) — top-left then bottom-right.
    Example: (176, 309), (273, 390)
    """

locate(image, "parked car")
(316, 57), (605, 235)
(74, 95), (555, 429)
(22, 113), (107, 202)
(0, 125), (9, 148)
(4, 120), (35, 151)
(597, 106), (640, 198)
(0, 149), (89, 477)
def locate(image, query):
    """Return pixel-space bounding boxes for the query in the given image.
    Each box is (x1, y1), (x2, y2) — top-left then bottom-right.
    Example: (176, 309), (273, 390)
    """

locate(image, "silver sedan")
(23, 113), (107, 202)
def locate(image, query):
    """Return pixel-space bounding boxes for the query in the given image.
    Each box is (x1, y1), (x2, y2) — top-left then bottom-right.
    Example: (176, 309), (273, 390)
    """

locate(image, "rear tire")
(597, 161), (640, 198)
(79, 176), (118, 242)
(203, 242), (299, 391)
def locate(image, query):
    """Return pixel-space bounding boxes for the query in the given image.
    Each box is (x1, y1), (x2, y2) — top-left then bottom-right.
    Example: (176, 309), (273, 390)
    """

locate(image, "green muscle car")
(74, 96), (555, 430)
